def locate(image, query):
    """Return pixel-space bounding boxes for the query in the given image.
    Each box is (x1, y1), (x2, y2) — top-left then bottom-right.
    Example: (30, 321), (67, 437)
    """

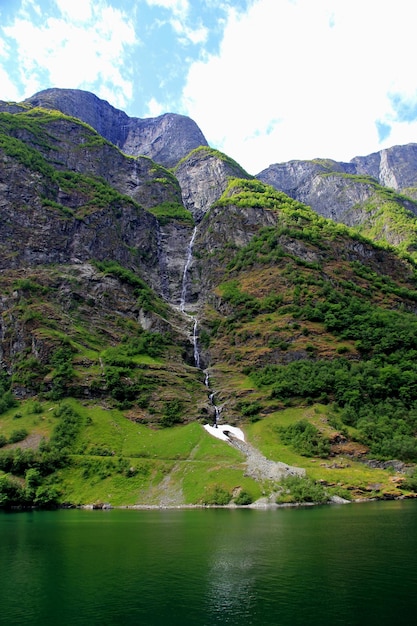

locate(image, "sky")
(1, 0), (417, 174)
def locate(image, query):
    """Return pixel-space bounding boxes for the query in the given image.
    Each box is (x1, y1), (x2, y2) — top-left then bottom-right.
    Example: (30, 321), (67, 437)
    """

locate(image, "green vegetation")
(202, 484), (232, 505)
(247, 292), (417, 460)
(0, 371), (18, 416)
(175, 145), (252, 179)
(146, 201), (194, 225)
(277, 420), (330, 458)
(0, 402), (85, 507)
(0, 402), (260, 508)
(276, 475), (329, 504)
(0, 109), (146, 221)
(93, 260), (169, 316)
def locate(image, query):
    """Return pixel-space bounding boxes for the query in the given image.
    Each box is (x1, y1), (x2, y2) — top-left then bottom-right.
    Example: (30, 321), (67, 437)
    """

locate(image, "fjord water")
(1, 502), (417, 626)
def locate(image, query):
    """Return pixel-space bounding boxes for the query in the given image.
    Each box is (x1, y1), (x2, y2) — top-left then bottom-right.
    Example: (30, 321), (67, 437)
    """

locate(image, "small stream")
(180, 225), (220, 426)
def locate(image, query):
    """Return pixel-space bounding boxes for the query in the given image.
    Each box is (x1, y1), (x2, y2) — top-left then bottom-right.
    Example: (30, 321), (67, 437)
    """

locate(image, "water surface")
(1, 501), (416, 625)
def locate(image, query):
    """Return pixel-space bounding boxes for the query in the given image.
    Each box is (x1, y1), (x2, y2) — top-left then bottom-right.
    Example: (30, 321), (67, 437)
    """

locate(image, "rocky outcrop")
(256, 158), (354, 200)
(175, 147), (252, 221)
(258, 144), (417, 199)
(351, 143), (417, 192)
(257, 150), (417, 250)
(0, 146), (161, 285)
(23, 88), (208, 168)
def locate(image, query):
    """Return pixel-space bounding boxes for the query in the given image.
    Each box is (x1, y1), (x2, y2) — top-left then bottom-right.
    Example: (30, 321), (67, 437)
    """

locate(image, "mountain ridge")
(23, 87), (209, 168)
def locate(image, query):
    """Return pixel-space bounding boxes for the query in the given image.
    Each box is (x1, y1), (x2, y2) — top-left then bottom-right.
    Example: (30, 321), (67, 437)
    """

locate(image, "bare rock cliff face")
(257, 147), (417, 241)
(0, 151), (160, 277)
(0, 106), (194, 301)
(4, 114), (182, 210)
(24, 88), (208, 168)
(175, 147), (252, 221)
(258, 144), (417, 199)
(351, 143), (417, 192)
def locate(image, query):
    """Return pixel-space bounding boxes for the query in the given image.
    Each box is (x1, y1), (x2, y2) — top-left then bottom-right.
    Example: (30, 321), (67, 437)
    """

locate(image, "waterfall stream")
(180, 225), (220, 426)
(180, 226), (197, 313)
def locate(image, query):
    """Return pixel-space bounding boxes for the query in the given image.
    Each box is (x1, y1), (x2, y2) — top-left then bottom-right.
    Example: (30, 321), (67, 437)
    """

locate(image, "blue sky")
(1, 0), (417, 173)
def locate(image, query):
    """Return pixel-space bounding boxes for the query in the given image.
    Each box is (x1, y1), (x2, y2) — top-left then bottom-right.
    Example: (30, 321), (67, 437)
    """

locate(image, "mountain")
(257, 147), (417, 255)
(22, 88), (208, 168)
(1, 89), (417, 508)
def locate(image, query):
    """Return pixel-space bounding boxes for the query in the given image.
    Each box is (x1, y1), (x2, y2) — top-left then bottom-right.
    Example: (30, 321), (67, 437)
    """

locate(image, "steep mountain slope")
(174, 146), (252, 221)
(1, 91), (417, 508)
(352, 143), (417, 194)
(23, 88), (208, 168)
(258, 148), (417, 257)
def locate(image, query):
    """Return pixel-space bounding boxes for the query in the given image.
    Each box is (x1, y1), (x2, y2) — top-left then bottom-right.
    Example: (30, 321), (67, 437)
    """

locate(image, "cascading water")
(193, 319), (200, 369)
(180, 226), (197, 313)
(180, 225), (220, 426)
(179, 225), (201, 368)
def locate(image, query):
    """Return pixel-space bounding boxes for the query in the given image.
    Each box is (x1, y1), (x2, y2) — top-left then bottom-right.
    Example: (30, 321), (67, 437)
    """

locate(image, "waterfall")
(193, 319), (200, 369)
(207, 378), (221, 427)
(180, 226), (201, 369)
(180, 226), (197, 312)
(180, 226), (220, 427)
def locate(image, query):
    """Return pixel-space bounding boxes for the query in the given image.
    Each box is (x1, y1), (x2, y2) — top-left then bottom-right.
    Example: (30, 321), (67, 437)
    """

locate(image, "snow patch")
(204, 424), (245, 442)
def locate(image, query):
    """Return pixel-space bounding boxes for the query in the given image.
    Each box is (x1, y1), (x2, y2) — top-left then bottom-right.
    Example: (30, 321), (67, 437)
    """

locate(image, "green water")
(1, 501), (417, 625)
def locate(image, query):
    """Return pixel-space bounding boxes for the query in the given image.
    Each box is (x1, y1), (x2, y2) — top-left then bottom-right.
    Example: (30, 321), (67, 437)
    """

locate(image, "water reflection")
(1, 503), (417, 626)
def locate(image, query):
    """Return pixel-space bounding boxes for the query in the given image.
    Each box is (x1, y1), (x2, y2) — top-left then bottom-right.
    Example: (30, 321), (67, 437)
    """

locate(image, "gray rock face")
(25, 88), (129, 146)
(193, 203), (280, 309)
(0, 151), (160, 274)
(351, 143), (417, 191)
(257, 146), (417, 242)
(175, 147), (251, 221)
(6, 115), (182, 210)
(258, 144), (417, 199)
(0, 104), (197, 302)
(24, 88), (208, 167)
(257, 158), (354, 200)
(123, 112), (208, 169)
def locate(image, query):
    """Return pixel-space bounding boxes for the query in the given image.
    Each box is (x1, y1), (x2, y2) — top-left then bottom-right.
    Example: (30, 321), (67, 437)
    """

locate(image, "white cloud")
(0, 67), (23, 102)
(146, 96), (165, 116)
(171, 18), (208, 45)
(145, 0), (208, 45)
(181, 0), (417, 173)
(145, 0), (189, 19)
(54, 0), (93, 22)
(2, 0), (137, 108)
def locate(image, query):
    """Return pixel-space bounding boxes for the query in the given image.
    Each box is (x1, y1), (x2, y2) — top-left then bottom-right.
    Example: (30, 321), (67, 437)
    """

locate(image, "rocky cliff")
(257, 148), (417, 254)
(24, 88), (208, 168)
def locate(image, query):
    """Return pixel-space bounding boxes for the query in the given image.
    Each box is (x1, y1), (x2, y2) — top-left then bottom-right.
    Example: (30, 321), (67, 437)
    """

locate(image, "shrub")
(0, 391), (18, 415)
(161, 399), (184, 428)
(8, 428), (28, 444)
(237, 400), (262, 418)
(277, 475), (328, 504)
(402, 470), (417, 492)
(277, 420), (330, 457)
(0, 474), (26, 507)
(203, 485), (232, 505)
(234, 490), (253, 505)
(49, 403), (82, 451)
(28, 401), (43, 415)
